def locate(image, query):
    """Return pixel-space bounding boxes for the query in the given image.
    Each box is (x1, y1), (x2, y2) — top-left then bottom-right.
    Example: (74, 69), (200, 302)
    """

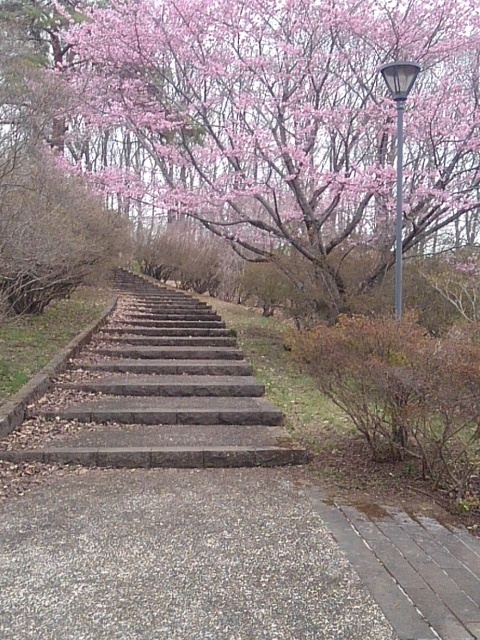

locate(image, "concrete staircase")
(3, 271), (308, 468)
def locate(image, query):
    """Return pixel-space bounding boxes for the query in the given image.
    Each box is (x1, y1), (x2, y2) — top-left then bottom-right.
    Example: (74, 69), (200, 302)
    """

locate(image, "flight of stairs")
(0, 271), (308, 468)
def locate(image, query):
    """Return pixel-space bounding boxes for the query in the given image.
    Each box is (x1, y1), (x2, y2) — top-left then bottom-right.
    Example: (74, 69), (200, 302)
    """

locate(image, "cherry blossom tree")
(62, 0), (480, 318)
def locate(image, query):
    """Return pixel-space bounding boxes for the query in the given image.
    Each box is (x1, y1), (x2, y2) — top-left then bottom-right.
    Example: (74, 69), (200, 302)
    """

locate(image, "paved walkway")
(311, 494), (480, 640)
(0, 271), (479, 638)
(1, 465), (479, 639)
(0, 468), (397, 640)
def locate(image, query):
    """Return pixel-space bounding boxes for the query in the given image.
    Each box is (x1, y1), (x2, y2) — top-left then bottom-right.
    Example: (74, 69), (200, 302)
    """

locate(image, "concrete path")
(0, 467), (397, 640)
(1, 464), (480, 639)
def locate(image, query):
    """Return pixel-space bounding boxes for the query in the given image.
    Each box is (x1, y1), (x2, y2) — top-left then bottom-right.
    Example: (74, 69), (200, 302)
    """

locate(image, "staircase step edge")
(0, 446), (309, 468)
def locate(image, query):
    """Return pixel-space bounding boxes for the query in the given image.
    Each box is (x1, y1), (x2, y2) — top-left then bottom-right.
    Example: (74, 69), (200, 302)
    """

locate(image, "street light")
(379, 61), (421, 320)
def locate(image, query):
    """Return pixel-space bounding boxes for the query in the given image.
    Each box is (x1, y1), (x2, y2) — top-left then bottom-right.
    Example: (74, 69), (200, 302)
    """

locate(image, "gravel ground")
(0, 467), (398, 640)
(71, 350), (116, 365)
(29, 388), (103, 410)
(0, 460), (82, 500)
(55, 369), (115, 383)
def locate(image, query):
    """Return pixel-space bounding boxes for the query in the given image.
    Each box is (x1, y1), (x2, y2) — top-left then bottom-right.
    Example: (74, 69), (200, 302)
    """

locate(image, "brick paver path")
(311, 492), (480, 639)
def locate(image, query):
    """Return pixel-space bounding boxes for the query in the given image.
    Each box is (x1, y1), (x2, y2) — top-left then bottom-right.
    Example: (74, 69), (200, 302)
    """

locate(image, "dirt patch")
(353, 503), (391, 520)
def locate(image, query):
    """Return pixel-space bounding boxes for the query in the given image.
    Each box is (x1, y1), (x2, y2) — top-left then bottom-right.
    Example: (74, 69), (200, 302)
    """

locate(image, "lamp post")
(379, 61), (421, 320)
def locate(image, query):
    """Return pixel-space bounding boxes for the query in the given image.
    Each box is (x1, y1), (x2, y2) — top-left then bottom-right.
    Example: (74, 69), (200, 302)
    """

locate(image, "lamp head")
(380, 61), (421, 101)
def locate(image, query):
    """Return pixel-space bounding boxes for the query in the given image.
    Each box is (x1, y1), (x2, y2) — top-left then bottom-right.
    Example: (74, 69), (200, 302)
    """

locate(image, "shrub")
(0, 153), (132, 314)
(337, 250), (459, 334)
(292, 315), (480, 500)
(239, 253), (346, 325)
(421, 250), (480, 324)
(239, 262), (292, 316)
(137, 223), (245, 298)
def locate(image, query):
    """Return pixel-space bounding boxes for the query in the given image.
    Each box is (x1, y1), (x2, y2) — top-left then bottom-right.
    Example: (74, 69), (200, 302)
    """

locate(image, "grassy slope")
(0, 287), (112, 404)
(200, 295), (349, 447)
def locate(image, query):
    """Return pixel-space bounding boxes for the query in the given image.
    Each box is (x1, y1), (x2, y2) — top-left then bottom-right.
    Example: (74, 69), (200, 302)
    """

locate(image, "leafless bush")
(0, 153), (132, 314)
(292, 315), (480, 500)
(239, 262), (292, 316)
(421, 250), (480, 324)
(344, 255), (459, 334)
(0, 21), (130, 314)
(137, 222), (243, 297)
(238, 253), (344, 325)
(215, 249), (245, 303)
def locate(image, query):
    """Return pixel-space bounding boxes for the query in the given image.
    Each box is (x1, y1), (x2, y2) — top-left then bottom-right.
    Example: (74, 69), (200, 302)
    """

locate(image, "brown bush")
(139, 218), (474, 334)
(0, 153), (132, 314)
(0, 24), (132, 314)
(335, 248), (459, 333)
(292, 315), (480, 500)
(421, 250), (480, 324)
(137, 223), (245, 298)
(239, 262), (292, 316)
(239, 253), (346, 325)
(240, 249), (457, 329)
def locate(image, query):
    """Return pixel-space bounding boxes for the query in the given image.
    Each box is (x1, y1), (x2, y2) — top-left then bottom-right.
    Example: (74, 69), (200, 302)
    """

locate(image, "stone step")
(122, 290), (204, 297)
(116, 284), (166, 289)
(25, 424), (288, 448)
(126, 308), (210, 315)
(114, 287), (166, 292)
(125, 313), (221, 321)
(1, 274), (305, 469)
(41, 397), (284, 425)
(125, 304), (210, 311)
(124, 298), (210, 306)
(120, 289), (197, 296)
(115, 285), (172, 291)
(104, 335), (237, 347)
(119, 320), (226, 329)
(59, 375), (264, 397)
(73, 359), (254, 375)
(96, 346), (244, 360)
(101, 327), (231, 337)
(148, 294), (206, 300)
(124, 296), (202, 304)
(119, 288), (179, 293)
(0, 445), (308, 468)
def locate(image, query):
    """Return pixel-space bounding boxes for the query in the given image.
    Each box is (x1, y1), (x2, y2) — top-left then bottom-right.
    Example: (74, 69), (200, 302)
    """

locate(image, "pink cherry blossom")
(56, 0), (480, 311)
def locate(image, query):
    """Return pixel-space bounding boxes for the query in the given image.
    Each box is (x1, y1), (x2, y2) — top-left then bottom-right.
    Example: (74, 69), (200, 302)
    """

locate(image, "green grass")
(201, 296), (348, 444)
(0, 287), (112, 404)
